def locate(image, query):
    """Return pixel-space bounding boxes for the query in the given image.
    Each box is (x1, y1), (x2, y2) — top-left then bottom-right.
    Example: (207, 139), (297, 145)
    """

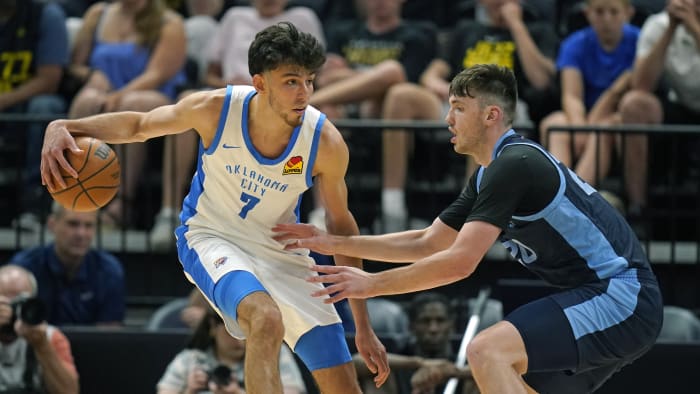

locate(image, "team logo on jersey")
(283, 156), (303, 175)
(213, 257), (227, 269)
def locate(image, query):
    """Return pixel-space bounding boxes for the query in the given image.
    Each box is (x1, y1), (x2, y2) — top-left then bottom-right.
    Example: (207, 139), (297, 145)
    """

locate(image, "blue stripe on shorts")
(294, 323), (351, 371)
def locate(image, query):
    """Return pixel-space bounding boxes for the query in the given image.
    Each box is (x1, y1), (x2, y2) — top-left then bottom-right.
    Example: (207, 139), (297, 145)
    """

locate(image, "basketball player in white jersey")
(40, 22), (389, 393)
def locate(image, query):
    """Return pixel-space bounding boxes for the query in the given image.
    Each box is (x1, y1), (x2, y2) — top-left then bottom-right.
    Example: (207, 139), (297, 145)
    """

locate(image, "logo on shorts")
(213, 257), (227, 269)
(283, 156), (303, 175)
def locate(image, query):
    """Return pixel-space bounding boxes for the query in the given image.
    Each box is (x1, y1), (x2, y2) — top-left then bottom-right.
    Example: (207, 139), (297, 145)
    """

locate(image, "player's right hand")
(272, 223), (339, 255)
(41, 120), (82, 191)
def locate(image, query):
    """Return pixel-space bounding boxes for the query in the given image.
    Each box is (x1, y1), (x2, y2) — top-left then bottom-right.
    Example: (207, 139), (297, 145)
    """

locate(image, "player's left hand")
(307, 264), (377, 303)
(354, 323), (390, 388)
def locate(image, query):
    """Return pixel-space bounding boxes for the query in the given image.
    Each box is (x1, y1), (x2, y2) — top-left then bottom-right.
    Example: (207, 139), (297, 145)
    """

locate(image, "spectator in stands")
(8, 202), (126, 326)
(354, 292), (475, 394)
(539, 0), (639, 204)
(275, 64), (663, 393)
(380, 0), (559, 231)
(422, 0), (559, 129)
(149, 0), (326, 250)
(307, 0), (438, 232)
(0, 265), (79, 394)
(157, 306), (307, 394)
(617, 0), (700, 218)
(68, 0), (186, 230)
(1, 0), (69, 232)
(180, 0), (223, 84)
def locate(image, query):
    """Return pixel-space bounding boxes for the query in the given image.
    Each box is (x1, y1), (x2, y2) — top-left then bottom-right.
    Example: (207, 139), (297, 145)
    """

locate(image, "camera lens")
(15, 297), (46, 326)
(208, 365), (233, 387)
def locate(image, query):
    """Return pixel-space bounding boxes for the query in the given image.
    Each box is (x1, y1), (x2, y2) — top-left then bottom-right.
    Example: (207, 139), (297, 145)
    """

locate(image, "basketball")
(49, 136), (120, 212)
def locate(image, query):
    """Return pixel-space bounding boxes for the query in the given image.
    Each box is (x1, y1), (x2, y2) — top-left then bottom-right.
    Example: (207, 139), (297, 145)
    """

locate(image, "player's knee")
(467, 329), (515, 372)
(248, 303), (284, 340)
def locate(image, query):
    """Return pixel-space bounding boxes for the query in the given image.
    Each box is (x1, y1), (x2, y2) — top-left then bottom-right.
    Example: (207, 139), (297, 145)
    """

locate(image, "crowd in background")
(5, 0), (698, 241)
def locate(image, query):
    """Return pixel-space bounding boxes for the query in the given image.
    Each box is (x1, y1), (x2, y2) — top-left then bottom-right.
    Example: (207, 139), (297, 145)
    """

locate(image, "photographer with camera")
(157, 307), (306, 394)
(0, 265), (79, 394)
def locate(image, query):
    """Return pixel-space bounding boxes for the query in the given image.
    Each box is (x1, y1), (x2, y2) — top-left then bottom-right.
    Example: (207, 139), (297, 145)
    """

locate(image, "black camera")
(0, 296), (46, 337)
(207, 364), (237, 387)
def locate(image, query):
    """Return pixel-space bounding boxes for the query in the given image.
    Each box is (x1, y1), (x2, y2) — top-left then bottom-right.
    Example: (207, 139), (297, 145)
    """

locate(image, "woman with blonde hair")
(69, 0), (187, 228)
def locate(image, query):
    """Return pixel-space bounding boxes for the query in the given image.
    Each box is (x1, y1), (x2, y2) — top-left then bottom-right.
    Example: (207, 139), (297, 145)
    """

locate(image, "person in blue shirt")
(539, 0), (643, 209)
(1, 0), (69, 230)
(8, 202), (126, 326)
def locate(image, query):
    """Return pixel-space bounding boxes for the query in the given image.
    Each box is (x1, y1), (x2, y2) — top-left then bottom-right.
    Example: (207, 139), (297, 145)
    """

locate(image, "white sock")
(382, 189), (406, 217)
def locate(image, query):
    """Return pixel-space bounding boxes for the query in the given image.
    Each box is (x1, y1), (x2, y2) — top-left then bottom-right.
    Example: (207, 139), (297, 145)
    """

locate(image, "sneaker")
(149, 208), (178, 252)
(11, 212), (42, 233)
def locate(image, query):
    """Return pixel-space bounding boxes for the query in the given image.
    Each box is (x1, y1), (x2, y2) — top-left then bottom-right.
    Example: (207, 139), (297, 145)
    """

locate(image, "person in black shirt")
(274, 64), (663, 394)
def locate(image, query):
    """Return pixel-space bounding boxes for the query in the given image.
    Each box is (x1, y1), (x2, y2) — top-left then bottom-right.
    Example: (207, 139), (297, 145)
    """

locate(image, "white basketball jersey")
(179, 85), (325, 259)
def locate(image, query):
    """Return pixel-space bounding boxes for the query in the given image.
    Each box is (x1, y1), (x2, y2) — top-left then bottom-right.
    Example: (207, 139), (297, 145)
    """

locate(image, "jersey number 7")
(239, 192), (261, 219)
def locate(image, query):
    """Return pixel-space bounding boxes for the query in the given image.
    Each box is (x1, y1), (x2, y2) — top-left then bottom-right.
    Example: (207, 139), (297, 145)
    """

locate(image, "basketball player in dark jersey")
(274, 64), (663, 393)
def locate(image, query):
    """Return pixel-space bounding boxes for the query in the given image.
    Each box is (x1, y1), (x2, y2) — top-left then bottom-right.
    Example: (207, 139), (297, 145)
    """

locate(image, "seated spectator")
(68, 0), (186, 230)
(308, 0), (438, 232)
(378, 0), (559, 231)
(157, 306), (307, 394)
(0, 265), (79, 394)
(422, 0), (559, 131)
(149, 0), (326, 251)
(617, 0), (700, 217)
(8, 202), (126, 326)
(539, 0), (639, 204)
(353, 293), (475, 394)
(1, 0), (69, 232)
(180, 0), (223, 84)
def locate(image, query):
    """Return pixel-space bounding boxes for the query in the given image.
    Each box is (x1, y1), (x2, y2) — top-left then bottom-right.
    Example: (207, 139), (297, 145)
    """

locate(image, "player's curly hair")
(248, 22), (326, 76)
(449, 64), (518, 126)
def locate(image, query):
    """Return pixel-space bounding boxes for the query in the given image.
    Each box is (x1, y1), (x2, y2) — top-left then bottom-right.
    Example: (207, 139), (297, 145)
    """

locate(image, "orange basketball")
(49, 136), (120, 212)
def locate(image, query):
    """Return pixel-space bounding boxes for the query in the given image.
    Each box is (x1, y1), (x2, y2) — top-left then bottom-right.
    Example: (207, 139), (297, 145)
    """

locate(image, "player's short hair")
(449, 64), (518, 126)
(248, 22), (326, 76)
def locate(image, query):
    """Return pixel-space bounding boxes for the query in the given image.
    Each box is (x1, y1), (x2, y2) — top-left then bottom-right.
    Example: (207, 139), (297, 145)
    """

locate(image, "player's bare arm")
(309, 220), (501, 302)
(41, 89), (226, 190)
(274, 217), (457, 263)
(312, 120), (390, 387)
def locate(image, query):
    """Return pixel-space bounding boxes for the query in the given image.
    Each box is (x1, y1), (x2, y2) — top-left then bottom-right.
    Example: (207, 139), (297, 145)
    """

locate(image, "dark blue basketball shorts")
(504, 269), (663, 394)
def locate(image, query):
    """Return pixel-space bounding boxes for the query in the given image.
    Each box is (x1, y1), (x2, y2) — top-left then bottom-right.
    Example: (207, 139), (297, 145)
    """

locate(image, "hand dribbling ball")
(49, 136), (120, 212)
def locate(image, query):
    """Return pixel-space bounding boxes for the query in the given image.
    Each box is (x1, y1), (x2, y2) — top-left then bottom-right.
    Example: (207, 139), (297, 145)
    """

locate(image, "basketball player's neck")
(247, 95), (294, 158)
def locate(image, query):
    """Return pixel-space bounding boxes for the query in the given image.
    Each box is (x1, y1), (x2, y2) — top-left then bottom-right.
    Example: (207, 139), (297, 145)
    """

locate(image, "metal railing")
(2, 113), (699, 255)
